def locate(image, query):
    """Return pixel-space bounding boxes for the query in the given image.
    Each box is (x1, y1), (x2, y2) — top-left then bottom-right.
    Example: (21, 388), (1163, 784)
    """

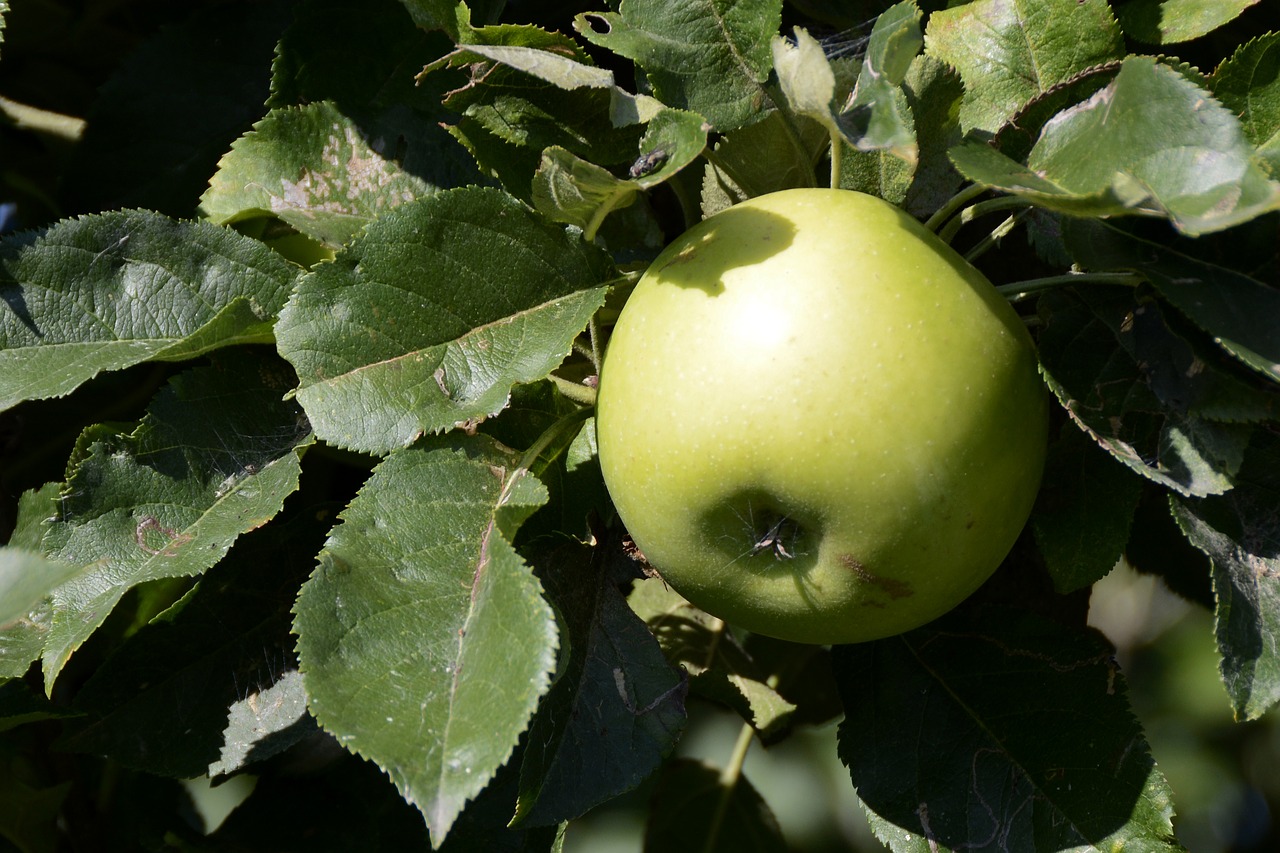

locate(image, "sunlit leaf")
(926, 0), (1124, 134)
(37, 353), (312, 687)
(952, 57), (1280, 235)
(1211, 32), (1280, 178)
(293, 435), (557, 845)
(1116, 0), (1260, 45)
(201, 102), (446, 247)
(839, 0), (922, 164)
(835, 606), (1179, 852)
(275, 186), (613, 454)
(0, 211), (298, 412)
(1172, 428), (1280, 721)
(574, 0), (782, 131)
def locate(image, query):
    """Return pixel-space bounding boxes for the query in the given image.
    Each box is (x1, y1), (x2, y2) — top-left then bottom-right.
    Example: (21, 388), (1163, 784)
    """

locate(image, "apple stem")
(828, 128), (843, 190)
(936, 197), (1029, 245)
(997, 271), (1145, 300)
(703, 719), (757, 853)
(963, 211), (1026, 263)
(924, 183), (988, 233)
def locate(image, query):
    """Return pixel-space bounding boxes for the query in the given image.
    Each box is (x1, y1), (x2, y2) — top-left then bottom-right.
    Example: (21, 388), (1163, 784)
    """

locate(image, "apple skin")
(595, 188), (1049, 645)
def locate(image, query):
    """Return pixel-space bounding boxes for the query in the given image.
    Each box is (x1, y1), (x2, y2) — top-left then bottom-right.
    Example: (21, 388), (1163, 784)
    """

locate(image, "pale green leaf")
(293, 435), (558, 846)
(951, 57), (1280, 235)
(1116, 0), (1260, 45)
(210, 670), (312, 778)
(38, 354), (312, 687)
(574, 0), (783, 131)
(275, 187), (613, 454)
(771, 28), (838, 132)
(0, 211), (298, 412)
(1211, 32), (1280, 177)
(926, 0), (1125, 134)
(0, 550), (76, 628)
(839, 0), (922, 164)
(201, 102), (439, 247)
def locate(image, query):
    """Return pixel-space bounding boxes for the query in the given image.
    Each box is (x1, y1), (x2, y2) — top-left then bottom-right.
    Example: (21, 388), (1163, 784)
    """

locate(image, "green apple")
(595, 188), (1048, 644)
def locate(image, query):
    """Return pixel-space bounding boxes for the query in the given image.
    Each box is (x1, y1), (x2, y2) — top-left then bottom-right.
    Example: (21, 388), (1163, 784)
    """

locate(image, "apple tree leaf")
(1032, 424), (1144, 593)
(533, 109), (708, 238)
(950, 57), (1280, 236)
(629, 578), (796, 741)
(0, 549), (77, 630)
(1171, 427), (1280, 721)
(835, 606), (1179, 852)
(0, 211), (298, 412)
(574, 0), (783, 132)
(1036, 286), (1274, 497)
(55, 505), (321, 779)
(513, 537), (686, 827)
(0, 486), (61, 679)
(398, 0), (467, 38)
(1116, 0), (1260, 45)
(838, 0), (922, 165)
(201, 102), (447, 247)
(292, 435), (558, 846)
(925, 0), (1124, 134)
(36, 353), (312, 688)
(275, 186), (613, 455)
(1064, 218), (1280, 385)
(1210, 32), (1280, 178)
(702, 104), (830, 215)
(644, 758), (787, 853)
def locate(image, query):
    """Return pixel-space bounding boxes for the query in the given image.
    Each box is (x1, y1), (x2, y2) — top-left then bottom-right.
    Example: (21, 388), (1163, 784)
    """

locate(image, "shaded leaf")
(1032, 424), (1144, 593)
(201, 102), (440, 247)
(835, 606), (1178, 852)
(1037, 286), (1263, 496)
(0, 210), (298, 412)
(925, 0), (1124, 134)
(1211, 32), (1280, 178)
(702, 103), (829, 214)
(275, 186), (613, 454)
(0, 678), (77, 733)
(629, 578), (796, 741)
(574, 0), (783, 131)
(514, 538), (686, 826)
(399, 0), (468, 39)
(1171, 427), (1280, 720)
(1116, 0), (1260, 45)
(644, 758), (786, 853)
(38, 353), (312, 687)
(951, 57), (1280, 235)
(292, 435), (558, 845)
(1065, 217), (1280, 384)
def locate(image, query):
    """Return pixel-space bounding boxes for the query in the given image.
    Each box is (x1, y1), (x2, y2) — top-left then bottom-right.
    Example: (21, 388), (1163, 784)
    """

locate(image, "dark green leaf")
(60, 1), (289, 217)
(201, 102), (445, 247)
(292, 435), (558, 845)
(835, 606), (1179, 852)
(951, 57), (1280, 235)
(276, 187), (612, 454)
(925, 0), (1124, 134)
(0, 210), (298, 411)
(0, 678), (77, 733)
(399, 0), (467, 38)
(1065, 218), (1280, 384)
(1032, 424), (1144, 593)
(1037, 287), (1263, 496)
(1171, 427), (1280, 720)
(37, 352), (312, 687)
(574, 0), (783, 131)
(56, 504), (320, 779)
(702, 105), (828, 214)
(514, 538), (686, 826)
(1116, 0), (1260, 45)
(644, 758), (787, 853)
(1211, 32), (1280, 178)
(629, 579), (796, 741)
